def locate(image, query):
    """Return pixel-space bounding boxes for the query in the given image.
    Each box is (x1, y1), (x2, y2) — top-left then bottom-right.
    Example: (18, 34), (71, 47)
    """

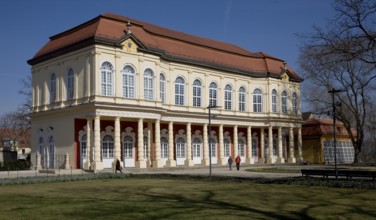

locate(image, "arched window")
(144, 68), (154, 101)
(50, 73), (56, 103)
(238, 87), (246, 112)
(122, 65), (135, 98)
(238, 139), (245, 157)
(272, 89), (278, 113)
(192, 137), (201, 157)
(209, 138), (217, 157)
(38, 137), (45, 167)
(224, 84), (232, 110)
(101, 62), (113, 96)
(282, 91), (288, 114)
(160, 73), (166, 104)
(67, 68), (74, 100)
(123, 136), (133, 158)
(47, 136), (55, 169)
(292, 92), (298, 114)
(193, 79), (202, 107)
(176, 137), (186, 158)
(209, 82), (218, 107)
(253, 88), (263, 112)
(102, 135), (114, 159)
(175, 77), (185, 105)
(224, 138), (231, 157)
(160, 137), (168, 158)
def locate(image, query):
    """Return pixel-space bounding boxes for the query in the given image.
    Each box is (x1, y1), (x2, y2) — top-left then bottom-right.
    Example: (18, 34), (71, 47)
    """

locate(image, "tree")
(299, 0), (376, 163)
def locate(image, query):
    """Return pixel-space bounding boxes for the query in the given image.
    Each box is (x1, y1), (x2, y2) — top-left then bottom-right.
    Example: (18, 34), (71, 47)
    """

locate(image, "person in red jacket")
(235, 155), (241, 171)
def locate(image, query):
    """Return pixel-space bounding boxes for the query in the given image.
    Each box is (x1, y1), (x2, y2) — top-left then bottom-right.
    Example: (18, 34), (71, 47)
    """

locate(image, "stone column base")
(246, 158), (255, 164)
(258, 157), (266, 164)
(201, 159), (210, 166)
(296, 157), (304, 164)
(184, 159), (194, 167)
(152, 160), (164, 168)
(276, 157), (285, 164)
(217, 158), (227, 166)
(267, 157), (275, 164)
(93, 161), (103, 172)
(288, 157), (296, 163)
(136, 160), (147, 168)
(166, 159), (176, 167)
(84, 161), (91, 170)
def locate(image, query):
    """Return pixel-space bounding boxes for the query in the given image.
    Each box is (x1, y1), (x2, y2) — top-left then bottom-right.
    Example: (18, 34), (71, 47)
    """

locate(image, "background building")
(27, 13), (303, 171)
(301, 113), (355, 164)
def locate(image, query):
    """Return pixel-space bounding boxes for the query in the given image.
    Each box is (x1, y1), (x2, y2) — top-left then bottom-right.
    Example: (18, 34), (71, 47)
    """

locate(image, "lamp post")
(328, 88), (345, 178)
(207, 104), (220, 176)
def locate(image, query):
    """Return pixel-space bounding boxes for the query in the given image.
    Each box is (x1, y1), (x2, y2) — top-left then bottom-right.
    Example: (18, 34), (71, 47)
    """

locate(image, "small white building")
(27, 13), (304, 171)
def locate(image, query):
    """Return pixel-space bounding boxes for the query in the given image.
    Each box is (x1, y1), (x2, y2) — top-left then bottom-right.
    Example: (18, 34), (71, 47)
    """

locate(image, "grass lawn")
(0, 175), (375, 219)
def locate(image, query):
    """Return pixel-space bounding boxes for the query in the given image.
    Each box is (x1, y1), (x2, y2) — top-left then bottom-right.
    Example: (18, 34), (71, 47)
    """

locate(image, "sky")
(0, 0), (335, 115)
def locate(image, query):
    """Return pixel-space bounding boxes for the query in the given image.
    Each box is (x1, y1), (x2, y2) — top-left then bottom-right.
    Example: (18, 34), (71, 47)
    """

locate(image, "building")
(0, 128), (31, 162)
(27, 13), (303, 171)
(301, 113), (355, 164)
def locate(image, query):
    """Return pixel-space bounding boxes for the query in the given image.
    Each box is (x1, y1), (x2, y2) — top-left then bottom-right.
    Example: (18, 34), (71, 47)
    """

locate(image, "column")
(259, 128), (265, 164)
(64, 152), (70, 169)
(166, 121), (176, 167)
(288, 127), (296, 163)
(114, 117), (121, 162)
(297, 127), (304, 163)
(267, 126), (274, 164)
(202, 123), (209, 165)
(276, 127), (285, 163)
(84, 119), (92, 169)
(153, 119), (163, 168)
(218, 124), (226, 165)
(36, 153), (41, 170)
(93, 116), (103, 171)
(185, 122), (194, 166)
(136, 118), (146, 168)
(246, 126), (254, 164)
(233, 125), (238, 157)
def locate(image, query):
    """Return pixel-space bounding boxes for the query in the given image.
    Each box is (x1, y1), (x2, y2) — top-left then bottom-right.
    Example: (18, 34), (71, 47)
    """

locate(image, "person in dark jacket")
(228, 156), (233, 171)
(115, 159), (122, 173)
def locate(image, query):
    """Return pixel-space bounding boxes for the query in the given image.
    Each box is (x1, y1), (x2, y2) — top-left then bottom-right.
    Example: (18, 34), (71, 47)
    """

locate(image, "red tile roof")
(302, 117), (356, 137)
(28, 13), (302, 81)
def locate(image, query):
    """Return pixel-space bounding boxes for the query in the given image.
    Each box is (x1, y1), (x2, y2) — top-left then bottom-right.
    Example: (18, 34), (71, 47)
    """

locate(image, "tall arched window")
(238, 87), (246, 112)
(160, 73), (166, 104)
(175, 77), (185, 105)
(38, 137), (45, 167)
(209, 82), (218, 107)
(224, 84), (232, 110)
(101, 62), (113, 96)
(102, 135), (114, 159)
(282, 91), (288, 114)
(292, 92), (298, 114)
(50, 73), (56, 103)
(192, 137), (201, 158)
(209, 138), (217, 157)
(253, 88), (263, 112)
(272, 89), (278, 113)
(144, 68), (154, 101)
(122, 65), (135, 98)
(224, 138), (230, 157)
(67, 68), (74, 100)
(176, 137), (186, 158)
(123, 136), (133, 158)
(238, 139), (245, 157)
(160, 137), (168, 158)
(193, 79), (202, 107)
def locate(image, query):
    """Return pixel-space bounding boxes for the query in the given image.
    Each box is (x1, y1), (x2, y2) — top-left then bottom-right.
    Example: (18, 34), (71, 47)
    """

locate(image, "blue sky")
(0, 0), (335, 115)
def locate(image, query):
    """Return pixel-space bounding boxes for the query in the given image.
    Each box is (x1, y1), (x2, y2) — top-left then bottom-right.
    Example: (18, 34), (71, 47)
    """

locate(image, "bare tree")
(299, 0), (376, 163)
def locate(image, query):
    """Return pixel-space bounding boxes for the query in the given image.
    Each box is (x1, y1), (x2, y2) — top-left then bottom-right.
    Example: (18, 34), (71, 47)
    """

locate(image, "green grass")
(0, 175), (375, 219)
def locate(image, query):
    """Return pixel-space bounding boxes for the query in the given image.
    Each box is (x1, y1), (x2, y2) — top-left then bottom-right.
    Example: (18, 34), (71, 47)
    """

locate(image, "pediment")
(280, 72), (290, 82)
(121, 38), (138, 53)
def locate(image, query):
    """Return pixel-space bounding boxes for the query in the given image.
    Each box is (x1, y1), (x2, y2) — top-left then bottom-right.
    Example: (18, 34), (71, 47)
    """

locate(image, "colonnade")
(83, 116), (303, 171)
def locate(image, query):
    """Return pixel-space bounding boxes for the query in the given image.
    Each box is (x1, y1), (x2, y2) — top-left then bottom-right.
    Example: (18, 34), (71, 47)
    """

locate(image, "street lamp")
(207, 104), (220, 176)
(328, 88), (345, 178)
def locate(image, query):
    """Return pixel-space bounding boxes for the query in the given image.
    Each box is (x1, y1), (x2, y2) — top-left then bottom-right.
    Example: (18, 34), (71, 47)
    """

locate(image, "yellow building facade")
(28, 14), (304, 171)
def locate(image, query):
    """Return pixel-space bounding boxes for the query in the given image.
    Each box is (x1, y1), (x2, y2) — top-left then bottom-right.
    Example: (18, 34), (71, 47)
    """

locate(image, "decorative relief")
(281, 73), (289, 82)
(122, 38), (138, 53)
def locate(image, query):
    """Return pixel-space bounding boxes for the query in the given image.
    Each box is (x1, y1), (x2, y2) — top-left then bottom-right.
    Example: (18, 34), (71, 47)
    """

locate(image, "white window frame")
(101, 62), (113, 96)
(193, 79), (202, 107)
(238, 86), (246, 112)
(67, 68), (74, 100)
(292, 92), (298, 114)
(50, 73), (56, 103)
(160, 73), (166, 104)
(224, 84), (232, 110)
(282, 91), (288, 114)
(122, 65), (135, 98)
(272, 89), (277, 113)
(144, 68), (154, 101)
(175, 77), (185, 106)
(253, 88), (263, 112)
(209, 82), (218, 107)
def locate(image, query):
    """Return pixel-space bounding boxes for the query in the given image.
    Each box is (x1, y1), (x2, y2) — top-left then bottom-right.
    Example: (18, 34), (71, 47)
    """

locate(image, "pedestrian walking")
(228, 156), (233, 170)
(115, 159), (122, 173)
(235, 155), (241, 171)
